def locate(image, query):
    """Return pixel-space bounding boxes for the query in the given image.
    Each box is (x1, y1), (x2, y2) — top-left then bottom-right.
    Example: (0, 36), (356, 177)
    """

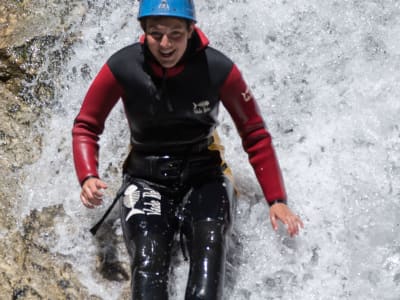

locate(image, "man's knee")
(193, 219), (227, 246)
(131, 232), (171, 272)
(184, 220), (227, 299)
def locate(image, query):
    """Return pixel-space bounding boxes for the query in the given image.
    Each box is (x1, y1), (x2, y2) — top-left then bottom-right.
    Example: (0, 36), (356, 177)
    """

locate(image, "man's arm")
(72, 63), (124, 185)
(220, 64), (303, 236)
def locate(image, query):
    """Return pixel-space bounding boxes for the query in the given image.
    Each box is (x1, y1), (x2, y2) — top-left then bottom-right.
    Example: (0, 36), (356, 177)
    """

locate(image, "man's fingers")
(82, 184), (94, 200)
(91, 196), (103, 206)
(81, 184), (103, 207)
(93, 179), (108, 191)
(93, 189), (105, 200)
(287, 217), (302, 236)
(270, 213), (278, 231)
(97, 181), (108, 190)
(80, 193), (95, 209)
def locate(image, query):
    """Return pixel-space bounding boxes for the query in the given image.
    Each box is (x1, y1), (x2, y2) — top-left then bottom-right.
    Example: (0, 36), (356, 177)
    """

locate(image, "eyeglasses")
(147, 30), (186, 42)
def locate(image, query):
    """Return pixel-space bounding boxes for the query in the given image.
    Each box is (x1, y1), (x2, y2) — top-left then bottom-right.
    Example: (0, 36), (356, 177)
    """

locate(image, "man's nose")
(160, 34), (171, 47)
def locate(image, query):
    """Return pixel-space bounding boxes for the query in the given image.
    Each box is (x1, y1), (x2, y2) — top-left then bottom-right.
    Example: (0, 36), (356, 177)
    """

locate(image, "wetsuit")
(72, 27), (286, 299)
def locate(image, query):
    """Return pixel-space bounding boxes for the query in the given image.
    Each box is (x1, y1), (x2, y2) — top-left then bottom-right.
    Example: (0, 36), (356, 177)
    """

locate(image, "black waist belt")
(124, 137), (214, 180)
(125, 155), (185, 181)
(130, 137), (213, 155)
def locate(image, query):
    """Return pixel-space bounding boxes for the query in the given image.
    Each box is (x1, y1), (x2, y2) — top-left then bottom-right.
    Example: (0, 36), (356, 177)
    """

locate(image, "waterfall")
(19, 0), (400, 299)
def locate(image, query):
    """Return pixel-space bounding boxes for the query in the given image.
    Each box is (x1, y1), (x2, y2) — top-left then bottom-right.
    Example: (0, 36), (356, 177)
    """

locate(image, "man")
(72, 0), (303, 298)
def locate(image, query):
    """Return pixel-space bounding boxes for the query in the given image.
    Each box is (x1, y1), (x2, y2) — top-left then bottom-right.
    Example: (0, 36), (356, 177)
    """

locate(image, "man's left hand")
(269, 203), (304, 237)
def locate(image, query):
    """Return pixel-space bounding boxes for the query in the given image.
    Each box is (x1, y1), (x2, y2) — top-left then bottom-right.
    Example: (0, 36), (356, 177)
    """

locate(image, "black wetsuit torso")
(107, 42), (233, 154)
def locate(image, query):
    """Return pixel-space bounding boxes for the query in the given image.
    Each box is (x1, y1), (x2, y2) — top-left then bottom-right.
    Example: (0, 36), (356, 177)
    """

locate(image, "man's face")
(145, 17), (194, 68)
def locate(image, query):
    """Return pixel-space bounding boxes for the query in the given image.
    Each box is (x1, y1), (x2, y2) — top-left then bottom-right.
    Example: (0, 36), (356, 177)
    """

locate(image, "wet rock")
(0, 205), (98, 299)
(0, 1), (95, 298)
(0, 0), (84, 178)
(95, 220), (130, 282)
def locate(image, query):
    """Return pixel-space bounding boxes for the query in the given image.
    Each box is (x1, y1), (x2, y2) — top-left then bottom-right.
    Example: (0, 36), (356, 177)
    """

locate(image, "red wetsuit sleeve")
(220, 64), (287, 204)
(72, 64), (123, 185)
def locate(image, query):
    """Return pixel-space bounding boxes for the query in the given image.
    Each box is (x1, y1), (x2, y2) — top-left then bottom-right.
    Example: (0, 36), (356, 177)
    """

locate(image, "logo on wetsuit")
(123, 184), (162, 221)
(241, 87), (253, 102)
(193, 100), (211, 114)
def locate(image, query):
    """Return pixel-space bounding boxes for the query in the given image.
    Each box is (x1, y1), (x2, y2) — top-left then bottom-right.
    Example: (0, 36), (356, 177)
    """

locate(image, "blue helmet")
(138, 0), (196, 22)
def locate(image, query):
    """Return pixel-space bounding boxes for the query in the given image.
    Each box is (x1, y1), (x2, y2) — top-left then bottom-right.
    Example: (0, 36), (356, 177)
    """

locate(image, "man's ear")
(188, 23), (195, 38)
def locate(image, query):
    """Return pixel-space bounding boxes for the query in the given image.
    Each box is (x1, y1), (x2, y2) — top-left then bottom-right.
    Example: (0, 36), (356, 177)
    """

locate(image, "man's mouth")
(160, 50), (175, 58)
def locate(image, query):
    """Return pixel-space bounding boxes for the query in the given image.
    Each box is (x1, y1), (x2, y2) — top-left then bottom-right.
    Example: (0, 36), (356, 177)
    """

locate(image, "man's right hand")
(80, 177), (108, 208)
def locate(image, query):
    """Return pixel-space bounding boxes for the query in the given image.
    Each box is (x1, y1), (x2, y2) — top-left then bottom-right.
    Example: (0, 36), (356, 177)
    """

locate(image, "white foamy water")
(19, 0), (400, 299)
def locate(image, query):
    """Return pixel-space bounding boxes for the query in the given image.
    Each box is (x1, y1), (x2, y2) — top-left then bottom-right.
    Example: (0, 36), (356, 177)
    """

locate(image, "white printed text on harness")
(123, 184), (162, 221)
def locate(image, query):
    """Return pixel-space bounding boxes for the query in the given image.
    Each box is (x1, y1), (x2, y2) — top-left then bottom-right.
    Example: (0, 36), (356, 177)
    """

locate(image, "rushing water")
(20, 0), (400, 299)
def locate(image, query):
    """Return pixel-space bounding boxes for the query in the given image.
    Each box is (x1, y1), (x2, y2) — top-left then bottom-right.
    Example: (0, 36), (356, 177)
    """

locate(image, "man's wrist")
(268, 199), (287, 207)
(81, 175), (99, 186)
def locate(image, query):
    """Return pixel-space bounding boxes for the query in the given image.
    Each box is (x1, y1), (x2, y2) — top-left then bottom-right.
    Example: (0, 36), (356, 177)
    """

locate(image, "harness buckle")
(157, 156), (183, 178)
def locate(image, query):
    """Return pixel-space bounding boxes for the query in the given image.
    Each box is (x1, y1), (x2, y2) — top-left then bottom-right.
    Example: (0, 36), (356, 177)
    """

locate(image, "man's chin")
(159, 61), (177, 68)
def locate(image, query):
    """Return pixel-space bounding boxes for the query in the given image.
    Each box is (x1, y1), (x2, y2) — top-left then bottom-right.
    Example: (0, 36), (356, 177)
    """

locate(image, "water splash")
(20, 0), (400, 299)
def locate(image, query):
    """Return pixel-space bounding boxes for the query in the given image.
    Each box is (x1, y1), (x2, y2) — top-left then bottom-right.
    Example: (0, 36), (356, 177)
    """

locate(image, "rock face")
(1, 206), (100, 299)
(0, 1), (125, 298)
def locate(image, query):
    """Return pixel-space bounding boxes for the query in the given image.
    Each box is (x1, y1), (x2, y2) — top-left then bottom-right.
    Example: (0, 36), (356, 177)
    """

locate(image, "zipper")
(161, 68), (174, 112)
